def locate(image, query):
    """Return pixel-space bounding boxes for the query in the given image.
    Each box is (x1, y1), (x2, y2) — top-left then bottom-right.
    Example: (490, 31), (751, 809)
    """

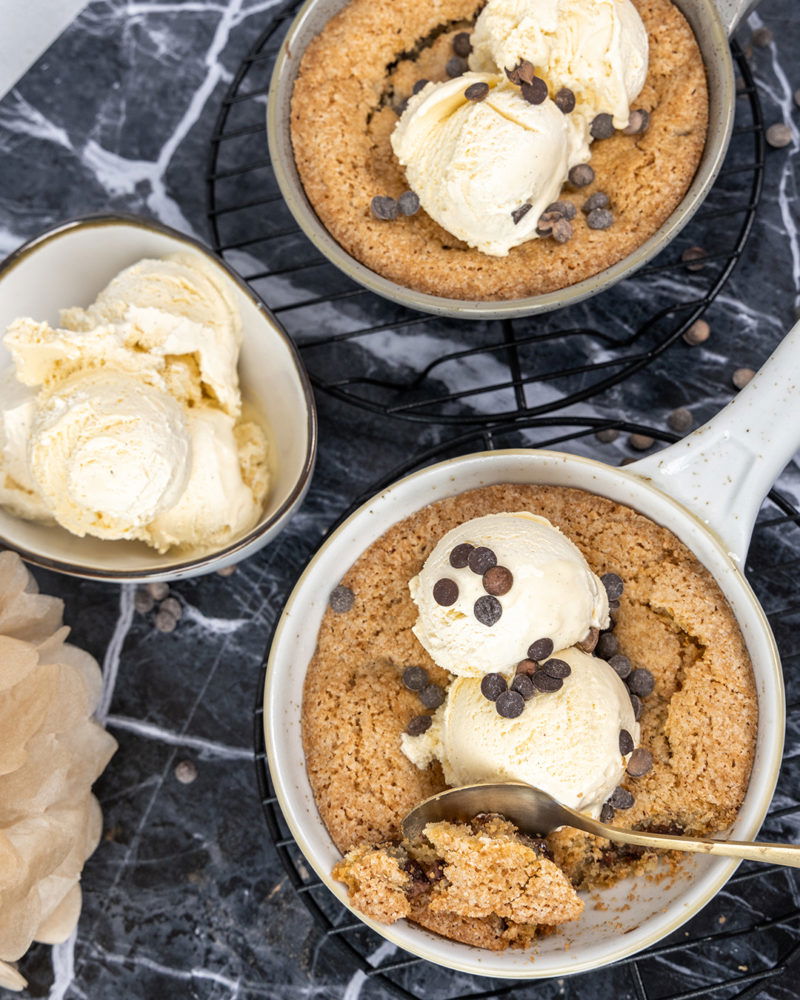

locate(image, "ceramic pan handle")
(714, 0), (760, 35)
(629, 320), (800, 564)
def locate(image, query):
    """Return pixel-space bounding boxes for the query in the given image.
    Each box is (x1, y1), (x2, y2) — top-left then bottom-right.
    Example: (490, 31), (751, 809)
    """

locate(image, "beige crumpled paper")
(0, 551), (117, 990)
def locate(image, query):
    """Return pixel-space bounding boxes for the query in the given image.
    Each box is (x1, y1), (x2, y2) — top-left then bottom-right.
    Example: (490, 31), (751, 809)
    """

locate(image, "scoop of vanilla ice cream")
(27, 372), (191, 541)
(410, 512), (608, 677)
(0, 371), (50, 522)
(469, 0), (649, 130)
(402, 647), (638, 818)
(392, 74), (582, 257)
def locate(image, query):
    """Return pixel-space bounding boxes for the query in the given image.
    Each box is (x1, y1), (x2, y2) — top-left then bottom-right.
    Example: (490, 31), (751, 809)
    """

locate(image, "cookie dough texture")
(290, 0), (708, 300)
(303, 484), (756, 947)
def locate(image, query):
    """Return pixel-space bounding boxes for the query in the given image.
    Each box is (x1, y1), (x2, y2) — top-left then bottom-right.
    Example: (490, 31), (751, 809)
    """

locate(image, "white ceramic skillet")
(265, 320), (800, 978)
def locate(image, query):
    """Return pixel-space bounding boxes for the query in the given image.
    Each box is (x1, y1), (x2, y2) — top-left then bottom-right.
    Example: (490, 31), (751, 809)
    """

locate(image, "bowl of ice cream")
(0, 214), (316, 582)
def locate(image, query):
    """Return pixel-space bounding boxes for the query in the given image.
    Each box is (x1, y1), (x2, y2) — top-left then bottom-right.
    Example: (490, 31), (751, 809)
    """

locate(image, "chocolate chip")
(505, 64), (522, 85)
(582, 192), (610, 214)
(147, 582), (170, 600)
(515, 658), (538, 676)
(682, 246), (707, 271)
(608, 653), (632, 680)
(590, 113), (615, 139)
(628, 433), (654, 451)
(600, 803), (615, 823)
(398, 191), (420, 216)
(483, 566), (513, 596)
(446, 56), (468, 78)
(517, 59), (536, 85)
(683, 319), (710, 345)
(554, 87), (576, 113)
(154, 609), (178, 633)
(550, 218), (573, 243)
(395, 98), (409, 116)
(453, 31), (472, 57)
(371, 196), (398, 221)
(619, 729), (634, 755)
(608, 786), (635, 810)
(732, 367), (755, 390)
(667, 407), (693, 433)
(542, 658), (571, 679)
(577, 627), (600, 653)
(521, 77), (548, 105)
(587, 207), (614, 230)
(544, 200), (577, 220)
(510, 673), (535, 700)
(628, 668), (655, 697)
(622, 108), (650, 136)
(403, 858), (431, 898)
(403, 666), (429, 692)
(134, 589), (155, 614)
(596, 632), (619, 659)
(629, 691), (643, 720)
(481, 672), (507, 701)
(420, 683), (445, 709)
(433, 578), (459, 606)
(175, 759), (197, 784)
(449, 542), (474, 568)
(601, 572), (624, 600)
(474, 595), (503, 627)
(496, 690), (525, 718)
(527, 637), (554, 661)
(752, 25), (773, 46)
(512, 203), (532, 225)
(465, 81), (490, 102)
(595, 428), (619, 443)
(412, 78), (429, 95)
(160, 596), (182, 621)
(568, 163), (595, 187)
(532, 670), (563, 692)
(468, 546), (497, 574)
(329, 585), (355, 613)
(627, 747), (653, 777)
(406, 714), (432, 736)
(535, 211), (559, 236)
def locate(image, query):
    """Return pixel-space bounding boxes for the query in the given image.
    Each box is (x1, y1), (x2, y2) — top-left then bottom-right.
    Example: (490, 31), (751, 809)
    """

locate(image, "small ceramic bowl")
(0, 214), (317, 582)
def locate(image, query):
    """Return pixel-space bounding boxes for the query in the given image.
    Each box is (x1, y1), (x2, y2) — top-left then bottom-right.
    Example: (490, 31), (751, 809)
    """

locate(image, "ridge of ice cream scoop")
(391, 74), (584, 257)
(469, 0), (649, 130)
(402, 646), (638, 818)
(409, 512), (609, 677)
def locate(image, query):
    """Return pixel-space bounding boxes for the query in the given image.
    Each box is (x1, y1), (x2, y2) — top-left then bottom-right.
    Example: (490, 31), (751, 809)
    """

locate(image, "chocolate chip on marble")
(629, 433), (654, 451)
(147, 582), (170, 601)
(517, 59), (536, 85)
(433, 578), (459, 606)
(619, 729), (635, 756)
(371, 195), (399, 221)
(667, 407), (694, 433)
(683, 319), (710, 345)
(420, 683), (446, 709)
(629, 691), (643, 720)
(406, 714), (433, 736)
(582, 192), (610, 214)
(596, 632), (619, 659)
(521, 77), (548, 105)
(627, 747), (654, 777)
(474, 594), (503, 627)
(532, 669), (563, 692)
(159, 596), (182, 621)
(174, 759), (198, 784)
(154, 609), (178, 634)
(446, 56), (468, 78)
(403, 666), (429, 692)
(515, 658), (538, 677)
(398, 191), (420, 216)
(544, 200), (577, 220)
(752, 26), (773, 46)
(450, 542), (474, 568)
(329, 585), (355, 613)
(496, 689), (525, 718)
(412, 78), (429, 95)
(608, 786), (635, 810)
(601, 572), (624, 601)
(627, 668), (655, 697)
(767, 122), (794, 148)
(483, 566), (513, 596)
(542, 658), (571, 679)
(134, 589), (155, 615)
(623, 108), (650, 135)
(568, 163), (595, 187)
(577, 627), (600, 653)
(732, 367), (755, 390)
(511, 673), (535, 700)
(609, 654), (632, 680)
(595, 428), (619, 444)
(452, 31), (472, 57)
(527, 637), (554, 662)
(465, 81), (490, 102)
(587, 207), (614, 230)
(481, 672), (508, 701)
(512, 203), (533, 225)
(468, 546), (497, 574)
(590, 113), (615, 139)
(554, 87), (576, 113)
(600, 802), (615, 823)
(681, 246), (708, 271)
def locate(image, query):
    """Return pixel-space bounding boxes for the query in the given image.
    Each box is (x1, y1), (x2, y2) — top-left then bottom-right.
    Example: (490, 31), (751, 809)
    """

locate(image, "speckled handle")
(714, 0), (760, 35)
(629, 320), (800, 564)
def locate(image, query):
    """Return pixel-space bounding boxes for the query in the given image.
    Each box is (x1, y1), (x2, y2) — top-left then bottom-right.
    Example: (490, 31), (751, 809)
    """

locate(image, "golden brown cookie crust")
(290, 0), (708, 300)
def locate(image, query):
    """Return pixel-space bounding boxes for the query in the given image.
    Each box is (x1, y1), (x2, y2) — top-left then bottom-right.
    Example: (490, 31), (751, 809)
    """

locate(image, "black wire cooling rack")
(254, 418), (800, 1000)
(206, 2), (764, 425)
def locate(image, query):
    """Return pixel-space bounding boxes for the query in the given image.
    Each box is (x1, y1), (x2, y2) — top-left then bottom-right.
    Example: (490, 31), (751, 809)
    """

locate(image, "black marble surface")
(0, 0), (799, 997)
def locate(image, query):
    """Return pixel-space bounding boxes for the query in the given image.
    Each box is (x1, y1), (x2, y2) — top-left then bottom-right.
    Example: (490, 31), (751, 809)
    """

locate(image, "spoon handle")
(577, 817), (800, 868)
